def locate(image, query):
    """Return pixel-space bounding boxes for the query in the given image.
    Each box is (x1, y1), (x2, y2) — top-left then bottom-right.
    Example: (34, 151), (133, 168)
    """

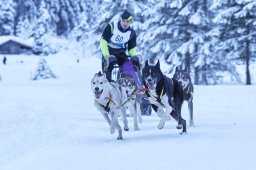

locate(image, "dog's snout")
(95, 87), (99, 91)
(147, 78), (152, 82)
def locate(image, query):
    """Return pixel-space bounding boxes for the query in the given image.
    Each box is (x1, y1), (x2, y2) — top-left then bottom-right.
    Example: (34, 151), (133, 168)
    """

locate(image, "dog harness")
(120, 89), (137, 107)
(146, 88), (164, 106)
(120, 88), (149, 107)
(96, 96), (116, 113)
(184, 84), (193, 94)
(183, 85), (193, 101)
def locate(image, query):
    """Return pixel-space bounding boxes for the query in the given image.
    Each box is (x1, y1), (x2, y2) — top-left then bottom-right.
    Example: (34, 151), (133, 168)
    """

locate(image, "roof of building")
(0, 36), (34, 48)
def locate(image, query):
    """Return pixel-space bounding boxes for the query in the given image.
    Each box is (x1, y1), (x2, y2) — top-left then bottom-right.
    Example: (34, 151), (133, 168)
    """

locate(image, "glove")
(104, 107), (110, 112)
(103, 55), (117, 71)
(131, 55), (141, 70)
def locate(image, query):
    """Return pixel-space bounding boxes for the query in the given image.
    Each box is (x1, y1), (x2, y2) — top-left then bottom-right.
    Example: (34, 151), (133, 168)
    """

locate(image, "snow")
(189, 11), (202, 25)
(0, 52), (256, 170)
(0, 36), (34, 47)
(179, 5), (190, 16)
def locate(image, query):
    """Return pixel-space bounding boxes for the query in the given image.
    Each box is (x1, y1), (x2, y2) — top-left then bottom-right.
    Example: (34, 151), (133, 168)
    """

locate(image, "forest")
(0, 0), (255, 84)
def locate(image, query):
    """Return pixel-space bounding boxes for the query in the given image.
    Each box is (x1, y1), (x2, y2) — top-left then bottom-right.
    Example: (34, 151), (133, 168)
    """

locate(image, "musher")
(99, 10), (151, 115)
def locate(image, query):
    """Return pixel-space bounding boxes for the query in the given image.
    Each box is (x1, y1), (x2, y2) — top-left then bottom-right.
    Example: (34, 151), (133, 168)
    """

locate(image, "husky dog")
(142, 60), (186, 134)
(91, 72), (129, 140)
(118, 74), (143, 131)
(173, 66), (194, 126)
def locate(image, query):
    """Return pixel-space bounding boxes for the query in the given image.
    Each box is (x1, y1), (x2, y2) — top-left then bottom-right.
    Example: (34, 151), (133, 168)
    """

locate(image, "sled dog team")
(91, 60), (194, 140)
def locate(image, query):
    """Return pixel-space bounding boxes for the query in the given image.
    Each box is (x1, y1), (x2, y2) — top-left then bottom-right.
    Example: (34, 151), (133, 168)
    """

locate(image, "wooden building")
(0, 36), (34, 54)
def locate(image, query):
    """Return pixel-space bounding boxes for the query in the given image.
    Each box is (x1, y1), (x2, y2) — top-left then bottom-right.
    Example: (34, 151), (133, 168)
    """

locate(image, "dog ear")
(102, 73), (107, 78)
(145, 60), (149, 67)
(156, 60), (160, 68)
(175, 66), (179, 72)
(184, 66), (188, 73)
(118, 78), (124, 85)
(97, 71), (103, 76)
(130, 78), (135, 85)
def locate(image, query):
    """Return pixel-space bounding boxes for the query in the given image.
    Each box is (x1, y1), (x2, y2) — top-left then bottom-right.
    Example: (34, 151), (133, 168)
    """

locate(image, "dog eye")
(93, 82), (96, 84)
(100, 82), (103, 84)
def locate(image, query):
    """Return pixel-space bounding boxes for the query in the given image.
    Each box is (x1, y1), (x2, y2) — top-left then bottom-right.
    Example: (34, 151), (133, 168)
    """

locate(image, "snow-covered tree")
(70, 11), (90, 42)
(14, 0), (36, 36)
(16, 16), (33, 38)
(33, 0), (54, 55)
(1, 0), (255, 85)
(0, 0), (16, 35)
(69, 0), (99, 43)
(32, 58), (56, 80)
(210, 0), (256, 85)
(138, 0), (212, 83)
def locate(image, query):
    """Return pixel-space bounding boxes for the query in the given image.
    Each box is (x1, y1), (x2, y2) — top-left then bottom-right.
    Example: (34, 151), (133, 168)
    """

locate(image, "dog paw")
(134, 127), (140, 131)
(176, 125), (182, 129)
(124, 127), (129, 131)
(158, 121), (165, 129)
(138, 117), (142, 123)
(179, 131), (187, 135)
(189, 121), (195, 127)
(117, 136), (123, 140)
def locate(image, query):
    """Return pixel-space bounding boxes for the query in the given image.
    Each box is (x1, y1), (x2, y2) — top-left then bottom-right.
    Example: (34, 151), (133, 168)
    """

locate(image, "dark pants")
(102, 52), (131, 81)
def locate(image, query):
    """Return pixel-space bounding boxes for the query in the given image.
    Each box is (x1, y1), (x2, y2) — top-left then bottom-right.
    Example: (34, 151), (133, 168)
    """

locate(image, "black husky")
(142, 60), (186, 134)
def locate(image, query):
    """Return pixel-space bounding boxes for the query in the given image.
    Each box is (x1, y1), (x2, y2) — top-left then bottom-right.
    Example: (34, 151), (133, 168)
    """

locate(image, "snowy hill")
(0, 53), (255, 170)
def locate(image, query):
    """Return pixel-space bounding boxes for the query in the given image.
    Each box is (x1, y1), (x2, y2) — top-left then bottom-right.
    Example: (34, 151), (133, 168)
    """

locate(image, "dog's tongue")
(147, 82), (155, 90)
(95, 91), (101, 99)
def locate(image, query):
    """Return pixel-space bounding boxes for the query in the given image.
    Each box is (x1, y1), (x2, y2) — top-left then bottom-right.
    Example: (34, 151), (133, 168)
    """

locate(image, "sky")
(0, 49), (256, 170)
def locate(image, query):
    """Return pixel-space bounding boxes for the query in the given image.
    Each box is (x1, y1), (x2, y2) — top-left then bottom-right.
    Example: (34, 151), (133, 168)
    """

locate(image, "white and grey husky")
(173, 66), (194, 126)
(91, 72), (129, 140)
(118, 74), (143, 131)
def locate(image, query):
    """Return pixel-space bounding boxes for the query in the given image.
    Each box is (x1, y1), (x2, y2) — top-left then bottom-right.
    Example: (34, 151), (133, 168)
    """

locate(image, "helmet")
(120, 11), (133, 21)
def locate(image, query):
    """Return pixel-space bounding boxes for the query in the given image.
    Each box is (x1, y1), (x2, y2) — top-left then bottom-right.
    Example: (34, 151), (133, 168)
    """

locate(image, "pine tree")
(33, 0), (52, 55)
(210, 0), (256, 85)
(138, 0), (204, 77)
(14, 0), (37, 36)
(0, 0), (16, 35)
(32, 58), (56, 80)
(16, 16), (33, 38)
(69, 0), (97, 42)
